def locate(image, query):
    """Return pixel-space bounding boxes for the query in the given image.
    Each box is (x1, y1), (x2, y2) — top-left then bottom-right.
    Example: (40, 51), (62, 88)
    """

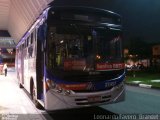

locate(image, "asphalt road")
(48, 106), (115, 120)
(101, 85), (160, 114)
(49, 85), (160, 120)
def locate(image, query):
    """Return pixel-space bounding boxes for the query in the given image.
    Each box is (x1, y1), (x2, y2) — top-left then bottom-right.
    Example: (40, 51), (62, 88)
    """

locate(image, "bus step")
(37, 99), (44, 107)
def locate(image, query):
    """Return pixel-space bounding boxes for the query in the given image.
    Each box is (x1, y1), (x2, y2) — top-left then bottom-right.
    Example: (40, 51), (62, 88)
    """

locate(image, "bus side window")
(24, 40), (27, 59)
(28, 33), (33, 58)
(28, 47), (33, 58)
(33, 30), (36, 57)
(23, 42), (27, 59)
(34, 28), (37, 57)
(26, 37), (29, 47)
(31, 33), (33, 44)
(25, 38), (28, 48)
(22, 43), (25, 49)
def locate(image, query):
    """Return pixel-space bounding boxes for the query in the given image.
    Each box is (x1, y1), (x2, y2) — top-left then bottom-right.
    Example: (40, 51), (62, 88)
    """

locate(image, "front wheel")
(31, 84), (42, 109)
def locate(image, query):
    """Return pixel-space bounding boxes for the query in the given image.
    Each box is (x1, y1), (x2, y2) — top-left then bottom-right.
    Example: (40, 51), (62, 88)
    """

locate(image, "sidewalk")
(126, 81), (160, 90)
(0, 71), (48, 120)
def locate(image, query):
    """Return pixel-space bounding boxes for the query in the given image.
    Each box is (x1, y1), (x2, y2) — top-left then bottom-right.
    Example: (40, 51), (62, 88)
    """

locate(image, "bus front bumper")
(44, 82), (125, 111)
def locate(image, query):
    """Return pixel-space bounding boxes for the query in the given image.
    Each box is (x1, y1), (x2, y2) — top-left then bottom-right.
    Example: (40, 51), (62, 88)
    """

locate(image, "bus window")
(26, 37), (29, 47)
(22, 43), (25, 49)
(25, 39), (27, 48)
(31, 33), (33, 44)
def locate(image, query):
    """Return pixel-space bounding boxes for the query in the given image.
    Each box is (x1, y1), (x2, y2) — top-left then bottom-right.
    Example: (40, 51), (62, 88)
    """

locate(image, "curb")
(126, 82), (160, 90)
(139, 84), (152, 88)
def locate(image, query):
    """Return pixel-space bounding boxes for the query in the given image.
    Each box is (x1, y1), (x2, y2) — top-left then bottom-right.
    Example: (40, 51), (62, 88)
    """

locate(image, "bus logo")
(86, 82), (95, 90)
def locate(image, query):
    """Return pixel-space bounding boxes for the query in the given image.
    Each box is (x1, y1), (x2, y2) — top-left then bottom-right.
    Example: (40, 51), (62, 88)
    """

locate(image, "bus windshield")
(46, 23), (123, 72)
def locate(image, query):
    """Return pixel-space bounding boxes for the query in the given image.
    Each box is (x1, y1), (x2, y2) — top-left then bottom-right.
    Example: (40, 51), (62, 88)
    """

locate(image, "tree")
(127, 37), (152, 59)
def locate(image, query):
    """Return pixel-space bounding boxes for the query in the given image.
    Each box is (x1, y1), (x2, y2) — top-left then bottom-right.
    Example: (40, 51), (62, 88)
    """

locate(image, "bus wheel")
(31, 84), (42, 109)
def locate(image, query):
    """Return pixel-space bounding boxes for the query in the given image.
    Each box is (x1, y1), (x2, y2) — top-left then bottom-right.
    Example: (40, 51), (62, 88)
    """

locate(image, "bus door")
(36, 25), (46, 100)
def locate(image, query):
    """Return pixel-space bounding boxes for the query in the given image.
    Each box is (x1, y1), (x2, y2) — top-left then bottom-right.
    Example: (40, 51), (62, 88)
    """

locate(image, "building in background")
(124, 43), (160, 70)
(152, 44), (160, 56)
(0, 36), (16, 67)
(124, 48), (150, 70)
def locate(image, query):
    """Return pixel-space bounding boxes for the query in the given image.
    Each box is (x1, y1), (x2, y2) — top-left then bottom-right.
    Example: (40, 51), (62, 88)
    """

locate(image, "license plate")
(88, 96), (101, 102)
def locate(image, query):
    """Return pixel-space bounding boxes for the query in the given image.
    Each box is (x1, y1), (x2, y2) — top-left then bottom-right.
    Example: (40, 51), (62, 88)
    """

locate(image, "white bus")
(15, 6), (125, 111)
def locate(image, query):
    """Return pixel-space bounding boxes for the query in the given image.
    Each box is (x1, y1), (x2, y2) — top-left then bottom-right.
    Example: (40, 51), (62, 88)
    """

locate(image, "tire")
(31, 84), (43, 109)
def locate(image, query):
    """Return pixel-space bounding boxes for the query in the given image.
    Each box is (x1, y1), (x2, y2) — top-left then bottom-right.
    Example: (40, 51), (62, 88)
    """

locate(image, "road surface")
(101, 85), (160, 114)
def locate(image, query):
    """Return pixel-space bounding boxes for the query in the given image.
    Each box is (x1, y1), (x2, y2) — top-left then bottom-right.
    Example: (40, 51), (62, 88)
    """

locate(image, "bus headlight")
(56, 86), (63, 93)
(64, 90), (71, 95)
(56, 86), (71, 96)
(46, 79), (56, 89)
(46, 79), (72, 96)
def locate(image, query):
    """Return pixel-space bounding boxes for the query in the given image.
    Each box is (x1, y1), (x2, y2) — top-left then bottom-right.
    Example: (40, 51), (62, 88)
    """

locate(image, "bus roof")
(49, 6), (121, 18)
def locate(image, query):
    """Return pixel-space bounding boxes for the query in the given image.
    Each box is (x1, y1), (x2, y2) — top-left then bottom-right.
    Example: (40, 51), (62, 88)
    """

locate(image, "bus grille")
(75, 95), (111, 105)
(73, 87), (113, 93)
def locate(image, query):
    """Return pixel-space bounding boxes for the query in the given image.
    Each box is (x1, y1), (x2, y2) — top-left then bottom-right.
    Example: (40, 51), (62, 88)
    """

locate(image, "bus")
(15, 6), (125, 111)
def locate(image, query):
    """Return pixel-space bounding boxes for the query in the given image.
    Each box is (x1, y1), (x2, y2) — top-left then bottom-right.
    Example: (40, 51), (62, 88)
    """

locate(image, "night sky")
(52, 0), (160, 44)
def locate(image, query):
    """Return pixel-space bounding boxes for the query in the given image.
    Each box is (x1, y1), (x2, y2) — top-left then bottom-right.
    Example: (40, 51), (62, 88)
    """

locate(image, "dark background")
(52, 0), (160, 46)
